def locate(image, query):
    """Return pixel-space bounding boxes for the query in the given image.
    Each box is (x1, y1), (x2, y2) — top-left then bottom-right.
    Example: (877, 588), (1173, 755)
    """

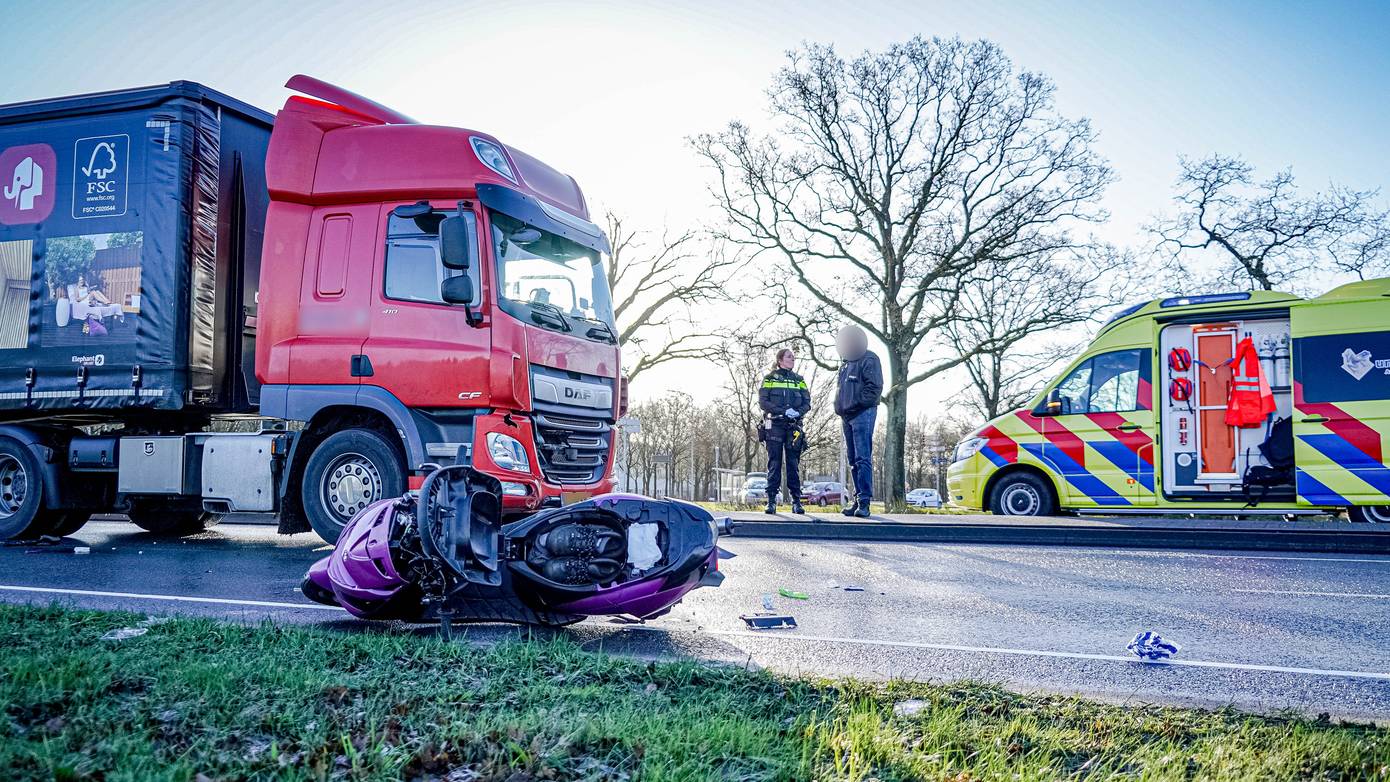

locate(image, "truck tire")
(302, 428), (405, 544)
(0, 437), (48, 540)
(988, 472), (1057, 517)
(127, 500), (219, 536)
(1349, 506), (1390, 524)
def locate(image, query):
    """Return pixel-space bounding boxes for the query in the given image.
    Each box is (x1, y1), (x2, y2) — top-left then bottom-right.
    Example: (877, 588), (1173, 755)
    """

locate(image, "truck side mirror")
(441, 274), (475, 305)
(440, 216), (471, 270)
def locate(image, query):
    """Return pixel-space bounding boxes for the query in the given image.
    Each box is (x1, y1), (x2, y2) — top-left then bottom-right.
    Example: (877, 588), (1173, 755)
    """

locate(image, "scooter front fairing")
(302, 465), (729, 627)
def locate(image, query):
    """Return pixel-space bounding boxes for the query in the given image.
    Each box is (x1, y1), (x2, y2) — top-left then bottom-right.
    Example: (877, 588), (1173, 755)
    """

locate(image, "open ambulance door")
(1289, 280), (1390, 515)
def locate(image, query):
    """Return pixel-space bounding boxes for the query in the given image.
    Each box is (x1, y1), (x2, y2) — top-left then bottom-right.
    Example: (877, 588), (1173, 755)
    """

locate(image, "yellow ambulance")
(946, 278), (1390, 522)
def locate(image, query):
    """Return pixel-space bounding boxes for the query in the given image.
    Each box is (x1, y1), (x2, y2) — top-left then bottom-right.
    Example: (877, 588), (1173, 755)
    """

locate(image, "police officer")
(759, 348), (811, 515)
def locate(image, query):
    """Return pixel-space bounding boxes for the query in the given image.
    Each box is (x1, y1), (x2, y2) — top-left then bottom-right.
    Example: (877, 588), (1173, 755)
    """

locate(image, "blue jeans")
(842, 407), (875, 503)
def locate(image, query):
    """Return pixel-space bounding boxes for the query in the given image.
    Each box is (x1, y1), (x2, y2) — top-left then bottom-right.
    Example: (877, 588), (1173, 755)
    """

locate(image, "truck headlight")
(953, 436), (986, 463)
(486, 433), (530, 472)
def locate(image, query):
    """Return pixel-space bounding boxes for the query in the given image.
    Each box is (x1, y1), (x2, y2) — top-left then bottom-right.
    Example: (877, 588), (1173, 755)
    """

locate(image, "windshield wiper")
(583, 318), (618, 344)
(528, 300), (571, 332)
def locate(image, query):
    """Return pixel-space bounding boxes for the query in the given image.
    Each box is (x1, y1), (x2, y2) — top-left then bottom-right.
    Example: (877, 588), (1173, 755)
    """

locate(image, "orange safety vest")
(1225, 337), (1276, 428)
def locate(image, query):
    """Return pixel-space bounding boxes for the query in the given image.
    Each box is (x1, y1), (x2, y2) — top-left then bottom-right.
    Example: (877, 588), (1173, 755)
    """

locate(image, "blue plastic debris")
(1127, 631), (1180, 661)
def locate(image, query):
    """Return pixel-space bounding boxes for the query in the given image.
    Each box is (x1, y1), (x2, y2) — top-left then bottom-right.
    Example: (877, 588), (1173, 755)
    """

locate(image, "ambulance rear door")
(1289, 281), (1390, 507)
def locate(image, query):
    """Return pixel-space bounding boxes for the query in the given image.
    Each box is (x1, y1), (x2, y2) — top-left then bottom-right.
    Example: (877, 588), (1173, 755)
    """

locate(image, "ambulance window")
(1089, 350), (1142, 413)
(1056, 363), (1093, 415)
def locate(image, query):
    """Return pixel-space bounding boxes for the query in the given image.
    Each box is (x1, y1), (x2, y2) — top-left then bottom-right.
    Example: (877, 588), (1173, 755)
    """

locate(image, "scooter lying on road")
(302, 464), (732, 630)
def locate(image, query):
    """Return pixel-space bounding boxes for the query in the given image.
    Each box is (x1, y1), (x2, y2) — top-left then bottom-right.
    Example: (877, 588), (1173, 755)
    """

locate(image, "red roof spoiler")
(284, 74), (415, 125)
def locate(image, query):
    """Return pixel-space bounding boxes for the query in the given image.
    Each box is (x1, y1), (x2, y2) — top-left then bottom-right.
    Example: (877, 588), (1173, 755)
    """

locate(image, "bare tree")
(947, 245), (1131, 422)
(693, 37), (1112, 505)
(1151, 155), (1378, 291)
(607, 213), (741, 381)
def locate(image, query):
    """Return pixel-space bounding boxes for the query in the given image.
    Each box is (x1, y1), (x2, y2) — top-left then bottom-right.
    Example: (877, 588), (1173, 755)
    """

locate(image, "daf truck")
(947, 281), (1390, 522)
(0, 76), (621, 542)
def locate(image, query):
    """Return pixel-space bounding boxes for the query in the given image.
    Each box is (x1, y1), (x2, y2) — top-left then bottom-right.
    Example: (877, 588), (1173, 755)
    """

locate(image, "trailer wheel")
(127, 501), (219, 536)
(988, 472), (1057, 517)
(302, 428), (405, 544)
(1349, 506), (1390, 524)
(0, 438), (48, 540)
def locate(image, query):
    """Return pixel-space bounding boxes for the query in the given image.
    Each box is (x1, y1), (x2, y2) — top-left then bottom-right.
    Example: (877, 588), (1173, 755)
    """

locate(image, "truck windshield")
(491, 210), (616, 341)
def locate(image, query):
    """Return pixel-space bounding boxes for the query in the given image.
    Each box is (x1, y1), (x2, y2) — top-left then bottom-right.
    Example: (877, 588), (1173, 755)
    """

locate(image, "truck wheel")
(1349, 506), (1390, 524)
(988, 472), (1056, 517)
(0, 438), (47, 540)
(302, 428), (405, 544)
(127, 501), (218, 536)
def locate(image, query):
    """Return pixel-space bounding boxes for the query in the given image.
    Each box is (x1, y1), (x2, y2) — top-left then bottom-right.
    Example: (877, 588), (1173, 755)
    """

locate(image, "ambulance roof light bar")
(1160, 292), (1252, 308)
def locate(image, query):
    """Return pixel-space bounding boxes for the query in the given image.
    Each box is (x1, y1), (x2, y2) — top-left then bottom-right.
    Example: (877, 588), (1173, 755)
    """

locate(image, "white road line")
(695, 629), (1390, 681)
(1233, 588), (1390, 599)
(7, 583), (1389, 682)
(0, 584), (340, 611)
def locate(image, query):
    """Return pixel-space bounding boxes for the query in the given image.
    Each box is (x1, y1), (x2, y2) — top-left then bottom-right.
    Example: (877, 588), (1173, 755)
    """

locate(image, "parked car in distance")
(740, 477), (769, 505)
(907, 488), (942, 508)
(802, 482), (846, 506)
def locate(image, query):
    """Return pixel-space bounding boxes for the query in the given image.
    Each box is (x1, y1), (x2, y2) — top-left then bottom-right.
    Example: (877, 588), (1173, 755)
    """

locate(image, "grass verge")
(1, 602), (1386, 781)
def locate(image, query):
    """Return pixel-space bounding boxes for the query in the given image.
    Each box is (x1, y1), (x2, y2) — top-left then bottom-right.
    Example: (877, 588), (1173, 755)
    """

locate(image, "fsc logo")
(73, 134), (129, 219)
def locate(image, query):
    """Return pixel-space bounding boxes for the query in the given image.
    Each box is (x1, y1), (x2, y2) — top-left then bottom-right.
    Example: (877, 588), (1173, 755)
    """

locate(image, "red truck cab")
(255, 77), (619, 540)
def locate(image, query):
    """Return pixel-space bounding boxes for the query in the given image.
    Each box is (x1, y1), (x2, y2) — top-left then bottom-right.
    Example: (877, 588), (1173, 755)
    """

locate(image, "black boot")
(764, 502), (777, 515)
(851, 500), (872, 518)
(791, 501), (805, 515)
(536, 524), (624, 559)
(842, 499), (858, 516)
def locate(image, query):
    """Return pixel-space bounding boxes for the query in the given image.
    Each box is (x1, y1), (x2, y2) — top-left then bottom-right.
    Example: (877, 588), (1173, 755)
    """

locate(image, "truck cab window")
(1055, 362), (1093, 414)
(384, 210), (479, 305)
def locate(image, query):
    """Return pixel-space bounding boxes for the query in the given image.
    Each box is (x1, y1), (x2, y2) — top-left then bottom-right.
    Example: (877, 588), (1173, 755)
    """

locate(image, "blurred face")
(779, 351), (795, 370)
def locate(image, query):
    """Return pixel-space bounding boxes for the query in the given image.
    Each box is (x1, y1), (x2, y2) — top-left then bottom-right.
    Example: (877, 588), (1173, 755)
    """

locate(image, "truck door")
(287, 206), (378, 386)
(360, 204), (490, 410)
(1035, 348), (1156, 507)
(1290, 292), (1390, 510)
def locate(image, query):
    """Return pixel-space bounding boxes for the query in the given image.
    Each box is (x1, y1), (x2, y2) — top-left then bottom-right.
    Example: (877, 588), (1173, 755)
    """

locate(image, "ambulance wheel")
(0, 438), (48, 540)
(302, 428), (405, 544)
(988, 472), (1056, 517)
(127, 500), (218, 536)
(1349, 506), (1390, 524)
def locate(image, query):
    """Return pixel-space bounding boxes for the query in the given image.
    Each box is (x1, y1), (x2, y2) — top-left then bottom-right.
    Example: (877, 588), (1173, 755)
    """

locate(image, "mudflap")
(419, 466), (504, 586)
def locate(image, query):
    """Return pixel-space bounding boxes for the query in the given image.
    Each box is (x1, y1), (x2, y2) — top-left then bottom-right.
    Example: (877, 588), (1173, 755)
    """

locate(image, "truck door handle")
(1117, 422), (1143, 431)
(1301, 415), (1329, 423)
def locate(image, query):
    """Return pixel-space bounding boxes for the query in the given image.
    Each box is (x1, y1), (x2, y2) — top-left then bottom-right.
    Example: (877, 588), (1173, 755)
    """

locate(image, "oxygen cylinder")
(1258, 335), (1276, 385)
(1274, 334), (1291, 387)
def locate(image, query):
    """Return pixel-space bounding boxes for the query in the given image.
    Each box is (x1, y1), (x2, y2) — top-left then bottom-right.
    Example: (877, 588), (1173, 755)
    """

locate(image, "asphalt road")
(3, 520), (1389, 722)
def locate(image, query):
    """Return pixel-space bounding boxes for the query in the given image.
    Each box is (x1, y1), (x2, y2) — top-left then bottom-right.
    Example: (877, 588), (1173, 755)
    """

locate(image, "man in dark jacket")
(834, 325), (882, 517)
(759, 348), (812, 515)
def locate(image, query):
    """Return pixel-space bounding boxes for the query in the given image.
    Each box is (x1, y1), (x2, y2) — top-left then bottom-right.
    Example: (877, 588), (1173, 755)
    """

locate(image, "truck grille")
(533, 413), (611, 485)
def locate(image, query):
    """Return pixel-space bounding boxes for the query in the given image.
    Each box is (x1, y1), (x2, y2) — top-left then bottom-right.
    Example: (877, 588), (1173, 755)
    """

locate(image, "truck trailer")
(0, 76), (621, 542)
(947, 283), (1390, 522)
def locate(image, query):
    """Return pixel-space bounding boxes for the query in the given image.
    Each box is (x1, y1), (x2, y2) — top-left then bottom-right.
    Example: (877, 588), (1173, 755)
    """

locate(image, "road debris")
(1127, 631), (1180, 661)
(843, 585), (865, 592)
(740, 613), (797, 630)
(762, 593), (776, 611)
(101, 627), (149, 641)
(777, 588), (809, 600)
(73, 546), (90, 555)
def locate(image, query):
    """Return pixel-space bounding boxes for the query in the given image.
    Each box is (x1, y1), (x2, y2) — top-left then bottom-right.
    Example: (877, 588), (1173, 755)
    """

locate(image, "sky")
(4, 0), (1388, 410)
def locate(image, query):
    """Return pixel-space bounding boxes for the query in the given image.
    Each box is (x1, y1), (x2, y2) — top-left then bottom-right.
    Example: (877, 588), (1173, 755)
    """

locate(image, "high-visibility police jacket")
(759, 368), (811, 422)
(1226, 336), (1276, 428)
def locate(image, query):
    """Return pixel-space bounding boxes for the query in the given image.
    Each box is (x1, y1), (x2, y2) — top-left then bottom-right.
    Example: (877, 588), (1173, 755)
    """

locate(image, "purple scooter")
(302, 464), (732, 631)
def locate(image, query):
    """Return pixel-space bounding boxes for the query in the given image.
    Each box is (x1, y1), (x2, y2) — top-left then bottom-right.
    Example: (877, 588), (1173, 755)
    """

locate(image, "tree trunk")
(882, 351), (909, 509)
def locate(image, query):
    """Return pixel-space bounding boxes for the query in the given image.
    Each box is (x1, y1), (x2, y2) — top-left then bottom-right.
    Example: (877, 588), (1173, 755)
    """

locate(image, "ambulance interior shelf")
(1159, 317), (1293, 499)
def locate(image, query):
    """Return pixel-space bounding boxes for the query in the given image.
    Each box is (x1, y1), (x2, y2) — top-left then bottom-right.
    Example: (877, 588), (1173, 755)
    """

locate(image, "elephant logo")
(0, 143), (57, 224)
(5, 156), (44, 210)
